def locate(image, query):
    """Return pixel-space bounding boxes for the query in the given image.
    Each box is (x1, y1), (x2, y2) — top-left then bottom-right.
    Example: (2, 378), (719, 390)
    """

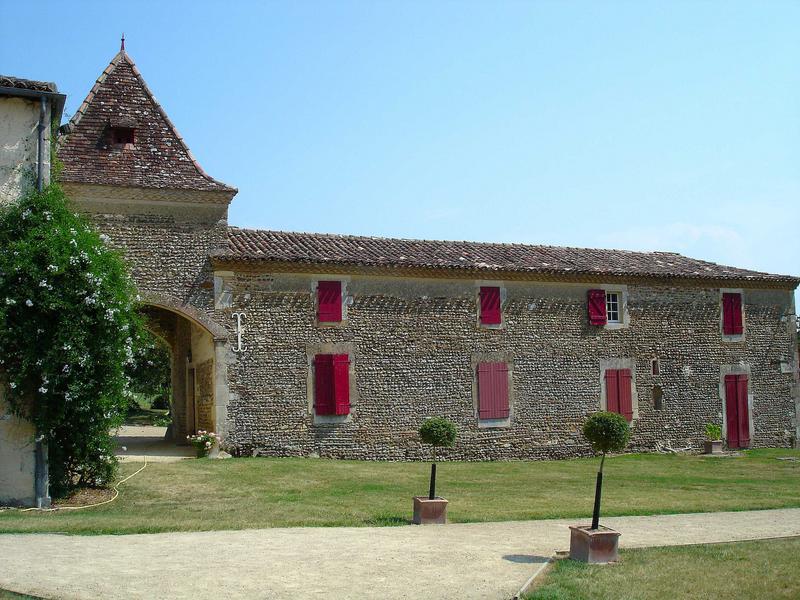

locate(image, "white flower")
(39, 280), (48, 288)
(25, 299), (33, 307)
(5, 298), (15, 305)
(21, 209), (31, 219)
(9, 382), (16, 389)
(64, 392), (72, 401)
(38, 386), (47, 394)
(47, 264), (58, 272)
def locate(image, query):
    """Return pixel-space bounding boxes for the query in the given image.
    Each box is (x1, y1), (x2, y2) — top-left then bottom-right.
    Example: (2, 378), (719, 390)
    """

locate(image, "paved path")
(1, 508), (798, 600)
(114, 425), (194, 463)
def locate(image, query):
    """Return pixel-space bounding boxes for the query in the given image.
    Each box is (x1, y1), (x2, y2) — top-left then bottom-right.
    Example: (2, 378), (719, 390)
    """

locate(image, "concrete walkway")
(1, 508), (798, 600)
(114, 425), (195, 462)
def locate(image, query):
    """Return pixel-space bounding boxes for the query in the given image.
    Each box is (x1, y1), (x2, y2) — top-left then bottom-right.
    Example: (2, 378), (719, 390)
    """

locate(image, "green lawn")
(0, 590), (40, 600)
(0, 449), (798, 535)
(526, 536), (800, 599)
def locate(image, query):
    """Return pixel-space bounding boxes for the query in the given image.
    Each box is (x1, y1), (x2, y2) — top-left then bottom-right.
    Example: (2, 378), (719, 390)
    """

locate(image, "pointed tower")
(59, 48), (235, 197)
(58, 47), (235, 441)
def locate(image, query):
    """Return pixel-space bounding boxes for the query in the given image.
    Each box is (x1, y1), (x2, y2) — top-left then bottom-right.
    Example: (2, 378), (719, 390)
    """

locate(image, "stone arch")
(138, 294), (230, 441)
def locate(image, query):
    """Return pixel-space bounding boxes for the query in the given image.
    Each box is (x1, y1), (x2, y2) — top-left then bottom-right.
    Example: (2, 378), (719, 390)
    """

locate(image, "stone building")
(0, 75), (65, 506)
(57, 48), (799, 460)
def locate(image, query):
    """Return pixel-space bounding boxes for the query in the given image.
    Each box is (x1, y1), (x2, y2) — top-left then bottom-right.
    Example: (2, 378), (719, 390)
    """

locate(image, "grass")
(0, 449), (797, 535)
(0, 590), (41, 600)
(526, 536), (800, 599)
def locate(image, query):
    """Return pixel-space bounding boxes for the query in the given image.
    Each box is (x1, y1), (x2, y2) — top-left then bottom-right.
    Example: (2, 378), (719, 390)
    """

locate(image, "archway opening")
(118, 304), (217, 459)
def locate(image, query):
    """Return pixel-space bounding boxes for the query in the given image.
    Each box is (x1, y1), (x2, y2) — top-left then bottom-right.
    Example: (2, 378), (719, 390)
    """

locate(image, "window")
(651, 358), (660, 376)
(317, 281), (342, 323)
(477, 362), (509, 420)
(314, 353), (350, 415)
(652, 385), (663, 410)
(110, 126), (135, 146)
(479, 286), (501, 325)
(604, 368), (633, 421)
(587, 289), (607, 325)
(605, 292), (620, 323)
(722, 292), (743, 336)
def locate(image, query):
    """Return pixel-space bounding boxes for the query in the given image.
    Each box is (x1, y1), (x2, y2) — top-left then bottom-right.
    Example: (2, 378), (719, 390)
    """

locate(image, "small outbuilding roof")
(220, 227), (799, 286)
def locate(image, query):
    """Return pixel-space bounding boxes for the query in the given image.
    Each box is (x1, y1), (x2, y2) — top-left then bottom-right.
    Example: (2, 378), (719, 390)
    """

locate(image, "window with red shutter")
(587, 289), (607, 326)
(479, 286), (502, 325)
(604, 368), (633, 421)
(314, 354), (335, 415)
(724, 373), (750, 448)
(314, 353), (351, 416)
(722, 293), (743, 336)
(332, 354), (351, 415)
(317, 281), (342, 323)
(477, 362), (510, 420)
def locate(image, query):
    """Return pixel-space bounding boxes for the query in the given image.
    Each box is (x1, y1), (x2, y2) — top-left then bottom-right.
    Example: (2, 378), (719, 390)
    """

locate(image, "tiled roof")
(0, 75), (58, 93)
(58, 51), (235, 193)
(222, 227), (799, 285)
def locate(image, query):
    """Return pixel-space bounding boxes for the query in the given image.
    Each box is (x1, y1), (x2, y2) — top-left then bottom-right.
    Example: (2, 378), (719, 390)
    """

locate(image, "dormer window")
(110, 126), (135, 147)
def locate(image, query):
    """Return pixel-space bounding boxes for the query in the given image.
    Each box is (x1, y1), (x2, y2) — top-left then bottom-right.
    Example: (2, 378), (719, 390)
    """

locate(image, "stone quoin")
(52, 48), (800, 460)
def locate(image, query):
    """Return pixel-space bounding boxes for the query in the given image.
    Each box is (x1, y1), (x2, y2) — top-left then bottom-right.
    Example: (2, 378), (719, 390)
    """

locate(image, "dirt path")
(1, 508), (798, 600)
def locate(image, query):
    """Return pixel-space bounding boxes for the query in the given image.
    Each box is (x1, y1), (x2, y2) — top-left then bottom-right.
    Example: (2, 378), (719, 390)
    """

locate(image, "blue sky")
(3, 1), (798, 296)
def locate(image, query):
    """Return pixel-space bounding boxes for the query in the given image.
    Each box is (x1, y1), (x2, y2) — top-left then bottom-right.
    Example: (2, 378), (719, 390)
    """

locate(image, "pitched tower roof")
(59, 50), (235, 193)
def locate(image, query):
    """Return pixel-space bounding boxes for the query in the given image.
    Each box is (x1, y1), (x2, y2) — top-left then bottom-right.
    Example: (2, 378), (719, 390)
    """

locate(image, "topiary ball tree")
(419, 417), (457, 500)
(583, 411), (630, 529)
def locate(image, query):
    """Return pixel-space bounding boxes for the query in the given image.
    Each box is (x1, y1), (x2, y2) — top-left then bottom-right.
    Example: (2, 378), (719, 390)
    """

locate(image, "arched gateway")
(57, 49), (235, 440)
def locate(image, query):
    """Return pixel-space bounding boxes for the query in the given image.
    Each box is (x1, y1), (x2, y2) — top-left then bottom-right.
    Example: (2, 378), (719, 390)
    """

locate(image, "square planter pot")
(569, 525), (621, 563)
(704, 440), (723, 455)
(413, 496), (448, 525)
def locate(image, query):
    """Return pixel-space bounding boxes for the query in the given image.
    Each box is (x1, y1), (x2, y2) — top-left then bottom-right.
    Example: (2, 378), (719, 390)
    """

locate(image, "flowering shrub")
(0, 184), (142, 497)
(187, 430), (220, 458)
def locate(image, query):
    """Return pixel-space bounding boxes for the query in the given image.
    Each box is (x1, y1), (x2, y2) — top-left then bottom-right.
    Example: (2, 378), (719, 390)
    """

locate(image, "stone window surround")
(471, 352), (514, 428)
(720, 288), (745, 342)
(600, 284), (629, 330)
(312, 276), (351, 328)
(718, 363), (754, 446)
(306, 342), (356, 425)
(213, 270), (235, 309)
(599, 358), (639, 422)
(475, 280), (507, 330)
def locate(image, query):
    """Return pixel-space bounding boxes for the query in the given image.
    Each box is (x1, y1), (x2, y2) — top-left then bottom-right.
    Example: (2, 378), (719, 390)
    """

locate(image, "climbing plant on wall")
(0, 183), (142, 497)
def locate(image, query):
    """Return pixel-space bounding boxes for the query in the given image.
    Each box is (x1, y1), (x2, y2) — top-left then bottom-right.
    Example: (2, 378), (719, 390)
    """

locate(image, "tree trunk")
(428, 446), (437, 500)
(590, 452), (606, 530)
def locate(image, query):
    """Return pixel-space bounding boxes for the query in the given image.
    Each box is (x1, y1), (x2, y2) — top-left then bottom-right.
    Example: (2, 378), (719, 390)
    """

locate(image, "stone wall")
(0, 96), (50, 206)
(218, 272), (798, 460)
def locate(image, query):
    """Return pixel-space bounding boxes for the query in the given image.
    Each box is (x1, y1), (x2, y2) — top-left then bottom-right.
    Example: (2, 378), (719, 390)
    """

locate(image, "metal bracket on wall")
(231, 312), (246, 353)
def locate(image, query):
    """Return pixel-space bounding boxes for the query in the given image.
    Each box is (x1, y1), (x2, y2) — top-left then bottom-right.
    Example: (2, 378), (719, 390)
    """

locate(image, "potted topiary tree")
(569, 411), (630, 563)
(704, 423), (723, 455)
(413, 417), (457, 525)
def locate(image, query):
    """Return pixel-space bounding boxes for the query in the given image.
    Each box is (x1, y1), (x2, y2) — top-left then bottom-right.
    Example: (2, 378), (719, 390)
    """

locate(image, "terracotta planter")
(569, 525), (620, 563)
(704, 440), (723, 455)
(412, 496), (448, 524)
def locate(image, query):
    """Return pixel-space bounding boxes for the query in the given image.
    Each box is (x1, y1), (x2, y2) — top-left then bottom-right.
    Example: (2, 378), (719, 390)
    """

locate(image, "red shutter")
(724, 374), (739, 447)
(618, 369), (633, 422)
(314, 354), (335, 415)
(478, 362), (509, 419)
(318, 281), (342, 322)
(480, 287), (502, 325)
(588, 289), (607, 326)
(605, 369), (620, 414)
(736, 374), (750, 447)
(333, 354), (351, 415)
(722, 293), (742, 335)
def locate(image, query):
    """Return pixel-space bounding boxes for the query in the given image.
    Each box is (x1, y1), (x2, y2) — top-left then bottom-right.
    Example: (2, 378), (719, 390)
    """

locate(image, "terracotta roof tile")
(0, 75), (59, 93)
(222, 227), (799, 285)
(57, 52), (235, 193)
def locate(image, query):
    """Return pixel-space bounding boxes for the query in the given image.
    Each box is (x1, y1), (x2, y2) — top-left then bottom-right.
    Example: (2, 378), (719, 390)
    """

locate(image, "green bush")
(583, 411), (630, 455)
(705, 423), (722, 441)
(419, 417), (457, 449)
(0, 184), (141, 497)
